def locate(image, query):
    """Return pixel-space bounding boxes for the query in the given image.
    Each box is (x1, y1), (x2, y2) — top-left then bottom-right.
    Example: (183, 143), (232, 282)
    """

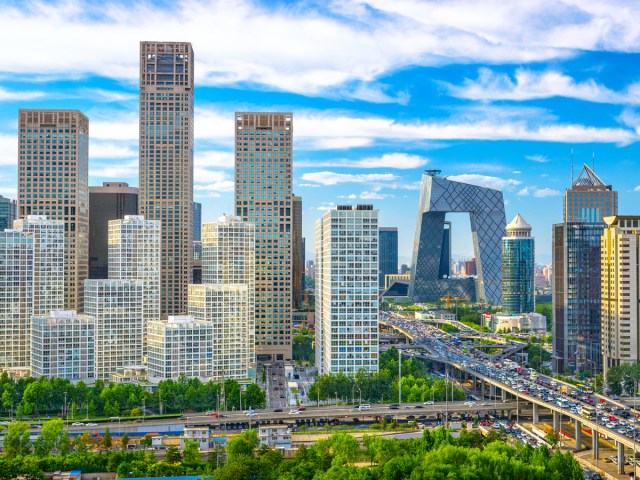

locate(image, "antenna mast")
(571, 148), (574, 185)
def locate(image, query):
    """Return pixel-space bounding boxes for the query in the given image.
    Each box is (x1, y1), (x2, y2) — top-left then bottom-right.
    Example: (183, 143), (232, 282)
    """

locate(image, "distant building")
(292, 196), (303, 310)
(0, 195), (16, 231)
(259, 425), (292, 449)
(501, 214), (535, 314)
(31, 311), (95, 381)
(378, 227), (398, 288)
(485, 312), (546, 334)
(193, 202), (202, 242)
(384, 273), (411, 290)
(316, 205), (379, 375)
(400, 264), (411, 275)
(464, 258), (477, 276)
(88, 182), (138, 279)
(182, 425), (210, 450)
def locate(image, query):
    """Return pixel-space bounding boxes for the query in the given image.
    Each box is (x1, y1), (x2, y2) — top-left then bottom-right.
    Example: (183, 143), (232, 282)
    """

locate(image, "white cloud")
(518, 186), (562, 197)
(445, 68), (640, 104)
(297, 153), (428, 169)
(90, 160), (138, 178)
(194, 181), (235, 192)
(195, 150), (234, 168)
(0, 86), (44, 101)
(634, 186), (640, 192)
(526, 154), (550, 163)
(360, 191), (392, 200)
(193, 168), (228, 184)
(91, 113), (138, 141)
(447, 174), (521, 191)
(0, 134), (17, 166)
(91, 141), (137, 159)
(301, 172), (399, 186)
(317, 202), (336, 211)
(0, 186), (17, 197)
(298, 183), (321, 188)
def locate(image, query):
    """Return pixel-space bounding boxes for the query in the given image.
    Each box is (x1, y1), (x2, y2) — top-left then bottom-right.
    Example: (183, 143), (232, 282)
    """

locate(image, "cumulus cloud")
(0, 86), (44, 101)
(297, 153), (428, 169)
(445, 68), (640, 104)
(447, 174), (521, 191)
(526, 154), (550, 163)
(301, 171), (399, 185)
(194, 180), (235, 192)
(518, 186), (562, 197)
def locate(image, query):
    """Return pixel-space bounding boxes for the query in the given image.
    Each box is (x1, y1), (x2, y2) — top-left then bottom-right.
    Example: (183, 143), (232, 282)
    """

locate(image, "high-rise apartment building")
(13, 216), (65, 315)
(0, 230), (33, 374)
(189, 284), (251, 380)
(139, 41), (194, 317)
(315, 205), (379, 375)
(601, 216), (640, 375)
(108, 215), (161, 336)
(292, 196), (303, 310)
(193, 202), (202, 242)
(234, 112), (293, 362)
(553, 164), (617, 373)
(378, 227), (398, 288)
(84, 280), (145, 379)
(147, 315), (214, 381)
(89, 182), (138, 279)
(18, 109), (89, 311)
(502, 214), (535, 314)
(31, 310), (95, 381)
(0, 196), (17, 231)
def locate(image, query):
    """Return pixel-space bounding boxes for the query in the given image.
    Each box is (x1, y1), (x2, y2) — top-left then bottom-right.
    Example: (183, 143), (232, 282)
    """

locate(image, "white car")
(86, 423), (98, 427)
(289, 409), (301, 415)
(71, 422), (85, 426)
(244, 410), (255, 416)
(423, 401), (434, 405)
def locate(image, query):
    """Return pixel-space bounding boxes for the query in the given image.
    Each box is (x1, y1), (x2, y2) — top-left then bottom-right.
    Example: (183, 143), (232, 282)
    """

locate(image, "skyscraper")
(18, 109), (89, 311)
(502, 214), (535, 314)
(553, 164), (617, 373)
(234, 112), (293, 362)
(292, 195), (303, 309)
(601, 216), (640, 375)
(378, 227), (398, 288)
(193, 201), (202, 242)
(315, 205), (379, 375)
(139, 41), (194, 317)
(89, 182), (138, 279)
(0, 195), (16, 232)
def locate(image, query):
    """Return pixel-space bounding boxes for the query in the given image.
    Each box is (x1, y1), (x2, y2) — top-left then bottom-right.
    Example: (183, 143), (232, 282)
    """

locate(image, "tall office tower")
(147, 315), (214, 381)
(13, 216), (65, 315)
(192, 202), (202, 241)
(84, 280), (145, 379)
(378, 227), (398, 288)
(502, 214), (535, 314)
(0, 230), (33, 374)
(234, 112), (293, 362)
(189, 284), (251, 380)
(108, 215), (161, 337)
(553, 164), (617, 374)
(18, 110), (89, 311)
(315, 205), (379, 375)
(301, 237), (306, 290)
(0, 195), (17, 231)
(139, 41), (194, 317)
(292, 196), (303, 310)
(543, 264), (552, 285)
(601, 216), (640, 374)
(440, 221), (452, 277)
(31, 310), (95, 381)
(89, 182), (138, 279)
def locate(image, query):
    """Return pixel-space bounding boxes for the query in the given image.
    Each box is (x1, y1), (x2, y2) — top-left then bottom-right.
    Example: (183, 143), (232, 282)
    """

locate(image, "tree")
(165, 445), (182, 463)
(103, 428), (112, 450)
(33, 418), (64, 456)
(4, 421), (31, 457)
(140, 434), (152, 447)
(120, 432), (130, 451)
(227, 429), (259, 461)
(545, 429), (559, 448)
(59, 431), (72, 456)
(183, 439), (201, 463)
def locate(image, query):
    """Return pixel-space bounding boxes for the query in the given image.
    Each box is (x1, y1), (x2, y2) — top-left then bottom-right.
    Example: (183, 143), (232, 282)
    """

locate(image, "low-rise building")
(181, 426), (210, 450)
(484, 312), (546, 334)
(259, 425), (291, 449)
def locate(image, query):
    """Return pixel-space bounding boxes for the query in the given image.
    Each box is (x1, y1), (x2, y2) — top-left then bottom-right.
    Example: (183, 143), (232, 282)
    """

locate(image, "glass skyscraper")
(378, 227), (398, 288)
(0, 196), (16, 232)
(553, 164), (617, 374)
(501, 214), (534, 314)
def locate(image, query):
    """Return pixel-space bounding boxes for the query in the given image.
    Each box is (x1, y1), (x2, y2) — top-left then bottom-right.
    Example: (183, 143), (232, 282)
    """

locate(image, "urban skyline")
(2, 2), (640, 265)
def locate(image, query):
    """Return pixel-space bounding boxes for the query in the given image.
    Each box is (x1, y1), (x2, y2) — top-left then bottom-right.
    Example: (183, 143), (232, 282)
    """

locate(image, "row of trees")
(605, 362), (640, 396)
(307, 348), (465, 404)
(0, 421), (584, 479)
(0, 373), (266, 419)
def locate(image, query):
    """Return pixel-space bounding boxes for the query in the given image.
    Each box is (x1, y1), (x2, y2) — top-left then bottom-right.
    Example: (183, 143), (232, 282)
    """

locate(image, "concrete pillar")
(532, 403), (539, 424)
(618, 441), (625, 475)
(489, 384), (496, 398)
(501, 388), (507, 401)
(592, 428), (599, 459)
(553, 411), (560, 433)
(574, 420), (582, 449)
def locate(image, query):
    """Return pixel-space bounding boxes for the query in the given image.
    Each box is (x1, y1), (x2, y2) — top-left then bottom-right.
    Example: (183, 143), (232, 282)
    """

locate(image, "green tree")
(4, 421), (31, 456)
(545, 429), (559, 448)
(183, 439), (201, 463)
(165, 445), (182, 463)
(120, 432), (130, 451)
(59, 431), (72, 456)
(33, 418), (64, 456)
(227, 429), (259, 461)
(103, 428), (112, 450)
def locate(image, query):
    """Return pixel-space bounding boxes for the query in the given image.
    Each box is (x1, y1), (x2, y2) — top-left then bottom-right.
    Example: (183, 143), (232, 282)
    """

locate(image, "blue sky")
(2, 0), (640, 265)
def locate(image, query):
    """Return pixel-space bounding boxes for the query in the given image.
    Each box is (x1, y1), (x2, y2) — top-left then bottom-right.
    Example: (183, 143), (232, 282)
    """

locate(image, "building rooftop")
(506, 214), (532, 231)
(572, 164), (607, 188)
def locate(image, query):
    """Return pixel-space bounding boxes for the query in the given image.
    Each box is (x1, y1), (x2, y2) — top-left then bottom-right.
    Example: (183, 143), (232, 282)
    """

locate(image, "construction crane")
(440, 292), (470, 309)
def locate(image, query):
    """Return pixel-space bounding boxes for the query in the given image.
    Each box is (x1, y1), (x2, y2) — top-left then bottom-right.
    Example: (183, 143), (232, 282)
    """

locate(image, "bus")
(580, 405), (596, 420)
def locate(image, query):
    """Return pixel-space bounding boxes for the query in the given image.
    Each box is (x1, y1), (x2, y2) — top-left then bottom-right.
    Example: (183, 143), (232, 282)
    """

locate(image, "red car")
(206, 412), (219, 418)
(298, 407), (306, 411)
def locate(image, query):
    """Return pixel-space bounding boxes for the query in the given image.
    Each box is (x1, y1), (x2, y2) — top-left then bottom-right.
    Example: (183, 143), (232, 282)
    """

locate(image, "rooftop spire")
(573, 163), (606, 188)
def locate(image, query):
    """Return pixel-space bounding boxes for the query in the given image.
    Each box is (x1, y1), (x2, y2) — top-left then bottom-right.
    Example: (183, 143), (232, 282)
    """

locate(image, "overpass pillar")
(553, 411), (560, 433)
(481, 379), (486, 397)
(489, 384), (496, 398)
(532, 403), (539, 424)
(501, 388), (507, 401)
(592, 428), (599, 459)
(618, 441), (625, 475)
(574, 420), (582, 449)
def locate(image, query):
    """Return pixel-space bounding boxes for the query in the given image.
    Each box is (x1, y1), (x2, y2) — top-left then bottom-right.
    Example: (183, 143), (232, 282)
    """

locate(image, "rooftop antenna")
(571, 147), (574, 185)
(592, 152), (595, 172)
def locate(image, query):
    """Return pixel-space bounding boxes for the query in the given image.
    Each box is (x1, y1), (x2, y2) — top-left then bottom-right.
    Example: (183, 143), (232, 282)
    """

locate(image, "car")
(133, 419), (142, 423)
(424, 401), (434, 405)
(206, 412), (219, 417)
(389, 403), (400, 410)
(273, 408), (283, 412)
(248, 412), (258, 417)
(86, 423), (98, 427)
(298, 407), (306, 411)
(414, 405), (424, 409)
(289, 409), (301, 415)
(71, 422), (85, 426)
(31, 424), (42, 429)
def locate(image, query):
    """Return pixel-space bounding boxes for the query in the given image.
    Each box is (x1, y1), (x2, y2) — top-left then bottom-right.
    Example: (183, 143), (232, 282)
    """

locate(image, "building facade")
(292, 195), (303, 310)
(0, 230), (33, 374)
(553, 165), (617, 374)
(234, 112), (293, 362)
(139, 41), (194, 317)
(192, 201), (202, 242)
(13, 216), (65, 315)
(409, 171), (506, 305)
(84, 280), (145, 379)
(378, 227), (398, 288)
(502, 214), (535, 314)
(18, 109), (89, 311)
(0, 195), (16, 232)
(601, 216), (640, 375)
(147, 315), (214, 381)
(88, 182), (138, 279)
(31, 310), (95, 382)
(315, 205), (379, 375)
(189, 284), (251, 380)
